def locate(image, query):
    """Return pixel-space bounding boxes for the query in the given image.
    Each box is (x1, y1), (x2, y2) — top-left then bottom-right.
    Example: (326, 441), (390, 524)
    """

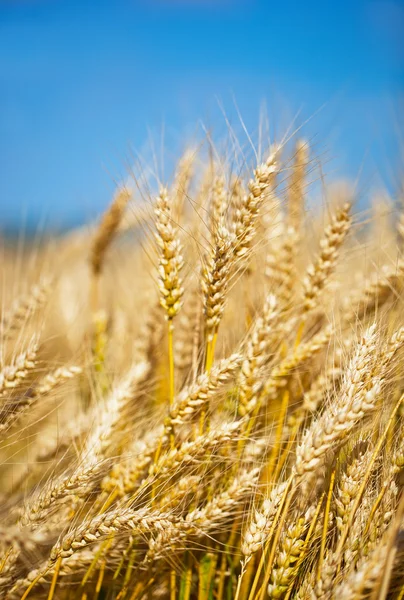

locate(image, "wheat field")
(0, 133), (403, 600)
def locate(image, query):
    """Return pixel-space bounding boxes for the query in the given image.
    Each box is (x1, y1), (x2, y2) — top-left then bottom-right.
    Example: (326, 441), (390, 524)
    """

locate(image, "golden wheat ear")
(90, 186), (131, 280)
(232, 147), (280, 260)
(302, 201), (351, 314)
(0, 363), (81, 436)
(1, 277), (51, 340)
(154, 186), (185, 420)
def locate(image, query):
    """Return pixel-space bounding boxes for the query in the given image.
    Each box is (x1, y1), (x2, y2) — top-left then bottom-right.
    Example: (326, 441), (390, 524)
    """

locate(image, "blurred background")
(0, 0), (403, 234)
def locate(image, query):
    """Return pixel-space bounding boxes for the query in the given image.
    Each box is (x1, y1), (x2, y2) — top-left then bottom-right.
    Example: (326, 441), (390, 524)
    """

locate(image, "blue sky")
(0, 0), (403, 232)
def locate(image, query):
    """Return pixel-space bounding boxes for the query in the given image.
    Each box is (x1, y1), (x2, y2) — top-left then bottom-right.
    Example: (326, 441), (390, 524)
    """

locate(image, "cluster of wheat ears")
(0, 131), (404, 600)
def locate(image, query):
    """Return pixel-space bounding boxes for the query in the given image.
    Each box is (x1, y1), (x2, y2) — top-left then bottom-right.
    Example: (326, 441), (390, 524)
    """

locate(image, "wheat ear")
(0, 336), (39, 402)
(295, 325), (379, 478)
(202, 224), (236, 345)
(1, 277), (51, 338)
(90, 187), (131, 278)
(0, 365), (81, 434)
(302, 202), (351, 313)
(237, 293), (278, 417)
(166, 353), (242, 432)
(232, 147), (279, 259)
